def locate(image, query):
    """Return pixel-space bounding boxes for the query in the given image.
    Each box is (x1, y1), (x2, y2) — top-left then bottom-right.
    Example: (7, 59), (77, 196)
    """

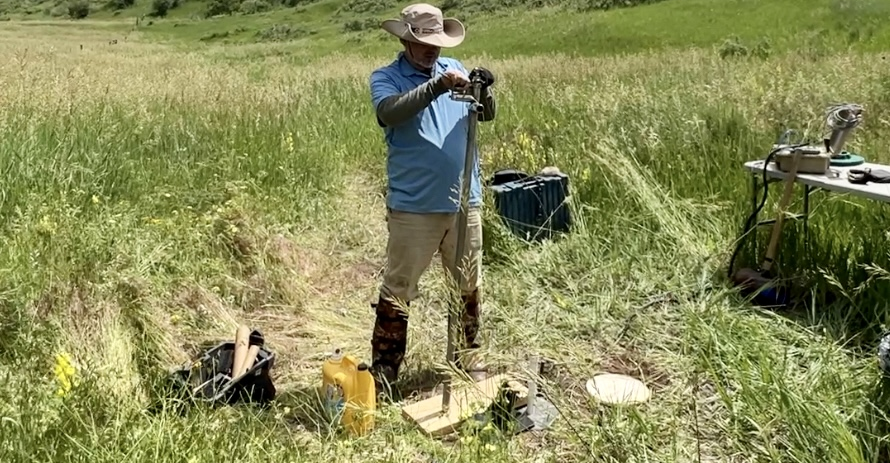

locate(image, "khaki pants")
(370, 206), (484, 383)
(380, 206), (483, 304)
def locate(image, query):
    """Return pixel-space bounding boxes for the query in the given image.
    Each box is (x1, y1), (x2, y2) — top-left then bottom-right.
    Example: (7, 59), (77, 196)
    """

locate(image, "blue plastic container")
(488, 171), (572, 241)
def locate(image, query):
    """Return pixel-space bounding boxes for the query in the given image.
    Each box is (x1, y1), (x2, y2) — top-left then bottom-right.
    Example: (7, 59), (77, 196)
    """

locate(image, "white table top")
(744, 160), (890, 204)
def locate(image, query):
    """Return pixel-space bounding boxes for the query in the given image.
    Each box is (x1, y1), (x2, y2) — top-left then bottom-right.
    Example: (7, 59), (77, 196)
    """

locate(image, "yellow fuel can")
(321, 348), (376, 436)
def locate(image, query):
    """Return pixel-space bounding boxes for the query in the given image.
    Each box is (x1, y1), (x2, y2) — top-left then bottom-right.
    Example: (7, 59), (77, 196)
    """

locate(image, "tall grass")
(3, 20), (890, 463)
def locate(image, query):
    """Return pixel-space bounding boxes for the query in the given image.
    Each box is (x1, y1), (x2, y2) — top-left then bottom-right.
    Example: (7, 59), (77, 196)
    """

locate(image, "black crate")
(169, 329), (276, 406)
(489, 171), (572, 241)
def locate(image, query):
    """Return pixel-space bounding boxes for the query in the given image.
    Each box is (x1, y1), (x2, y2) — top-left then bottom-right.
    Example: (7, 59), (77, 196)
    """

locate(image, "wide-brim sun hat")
(381, 3), (465, 48)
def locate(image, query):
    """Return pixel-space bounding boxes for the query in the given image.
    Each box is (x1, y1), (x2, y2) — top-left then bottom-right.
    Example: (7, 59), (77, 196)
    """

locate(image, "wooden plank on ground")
(401, 373), (529, 436)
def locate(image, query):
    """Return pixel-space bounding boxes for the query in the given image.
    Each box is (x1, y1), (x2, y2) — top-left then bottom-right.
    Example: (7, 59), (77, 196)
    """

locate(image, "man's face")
(404, 40), (441, 70)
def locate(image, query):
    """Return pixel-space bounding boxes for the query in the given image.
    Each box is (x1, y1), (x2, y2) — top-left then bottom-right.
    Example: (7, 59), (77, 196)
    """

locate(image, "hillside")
(1, 0), (666, 22)
(4, 0), (890, 462)
(3, 0), (890, 59)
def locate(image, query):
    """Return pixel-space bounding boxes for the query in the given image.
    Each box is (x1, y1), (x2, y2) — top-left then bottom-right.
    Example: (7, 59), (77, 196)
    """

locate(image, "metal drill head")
(825, 103), (864, 155)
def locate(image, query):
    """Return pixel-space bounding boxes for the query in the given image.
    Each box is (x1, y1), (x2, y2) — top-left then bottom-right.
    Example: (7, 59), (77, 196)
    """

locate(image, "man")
(368, 3), (497, 392)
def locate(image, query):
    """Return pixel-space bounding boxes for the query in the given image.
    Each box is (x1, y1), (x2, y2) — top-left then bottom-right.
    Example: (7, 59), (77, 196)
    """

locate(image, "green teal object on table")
(831, 151), (865, 167)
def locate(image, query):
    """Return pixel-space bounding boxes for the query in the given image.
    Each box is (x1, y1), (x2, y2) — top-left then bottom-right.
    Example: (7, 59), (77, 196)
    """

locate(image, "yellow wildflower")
(284, 132), (295, 153)
(517, 131), (533, 151)
(36, 215), (56, 235)
(53, 352), (77, 397)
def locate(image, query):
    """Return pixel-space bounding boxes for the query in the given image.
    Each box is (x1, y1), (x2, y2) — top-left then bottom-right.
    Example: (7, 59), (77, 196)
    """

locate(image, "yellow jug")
(321, 348), (376, 436)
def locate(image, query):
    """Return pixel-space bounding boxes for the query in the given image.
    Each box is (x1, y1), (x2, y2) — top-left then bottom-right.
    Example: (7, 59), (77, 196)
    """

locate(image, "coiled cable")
(826, 103), (864, 131)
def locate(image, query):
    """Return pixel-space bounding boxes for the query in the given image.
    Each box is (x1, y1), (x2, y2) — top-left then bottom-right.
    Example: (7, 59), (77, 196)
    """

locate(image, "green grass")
(4, 0), (890, 461)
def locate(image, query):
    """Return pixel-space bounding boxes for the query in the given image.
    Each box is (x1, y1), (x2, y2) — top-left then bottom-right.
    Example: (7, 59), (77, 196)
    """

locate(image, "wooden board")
(401, 374), (528, 436)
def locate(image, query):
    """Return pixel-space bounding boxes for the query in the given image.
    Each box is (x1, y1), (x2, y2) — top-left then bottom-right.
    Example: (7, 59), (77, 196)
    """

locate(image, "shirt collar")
(397, 51), (447, 78)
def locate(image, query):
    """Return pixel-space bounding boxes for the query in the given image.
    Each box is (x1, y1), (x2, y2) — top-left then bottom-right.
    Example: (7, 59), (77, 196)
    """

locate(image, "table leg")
(751, 173), (759, 259)
(803, 184), (811, 262)
(742, 175), (759, 258)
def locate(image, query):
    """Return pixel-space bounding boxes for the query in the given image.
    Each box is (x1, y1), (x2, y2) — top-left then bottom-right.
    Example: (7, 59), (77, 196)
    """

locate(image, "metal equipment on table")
(773, 103), (865, 175)
(729, 103), (867, 307)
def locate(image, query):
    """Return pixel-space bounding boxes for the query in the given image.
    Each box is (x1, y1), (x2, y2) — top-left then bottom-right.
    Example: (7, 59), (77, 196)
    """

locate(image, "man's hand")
(440, 70), (469, 90)
(468, 67), (496, 89)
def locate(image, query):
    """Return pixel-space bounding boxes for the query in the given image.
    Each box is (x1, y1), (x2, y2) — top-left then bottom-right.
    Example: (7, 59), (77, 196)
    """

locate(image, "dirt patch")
(539, 358), (590, 403)
(231, 271), (306, 315)
(171, 283), (239, 336)
(240, 273), (274, 312)
(536, 345), (671, 406)
(265, 232), (383, 302)
(31, 283), (106, 342)
(336, 256), (384, 288)
(267, 233), (322, 277)
(31, 282), (88, 322)
(598, 346), (671, 392)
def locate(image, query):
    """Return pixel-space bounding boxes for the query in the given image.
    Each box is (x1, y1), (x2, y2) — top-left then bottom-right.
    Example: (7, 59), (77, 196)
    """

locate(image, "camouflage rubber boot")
(460, 289), (481, 349)
(457, 289), (488, 381)
(370, 296), (409, 397)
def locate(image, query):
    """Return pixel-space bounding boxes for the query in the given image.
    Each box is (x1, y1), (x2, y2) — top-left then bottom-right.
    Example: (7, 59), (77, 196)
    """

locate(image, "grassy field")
(4, 0), (890, 461)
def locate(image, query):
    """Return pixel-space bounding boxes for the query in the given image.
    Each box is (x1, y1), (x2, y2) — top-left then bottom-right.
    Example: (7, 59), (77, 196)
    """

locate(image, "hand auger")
(441, 67), (494, 413)
(449, 67), (495, 110)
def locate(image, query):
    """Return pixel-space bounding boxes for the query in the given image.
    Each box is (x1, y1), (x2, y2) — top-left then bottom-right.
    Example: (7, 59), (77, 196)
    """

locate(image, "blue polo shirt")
(369, 52), (481, 214)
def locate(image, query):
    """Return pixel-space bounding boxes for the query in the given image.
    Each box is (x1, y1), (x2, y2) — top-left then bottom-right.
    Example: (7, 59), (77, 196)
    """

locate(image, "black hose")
(727, 142), (810, 280)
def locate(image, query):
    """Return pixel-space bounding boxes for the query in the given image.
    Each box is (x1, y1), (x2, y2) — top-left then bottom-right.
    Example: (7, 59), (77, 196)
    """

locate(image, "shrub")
(107, 0), (135, 10)
(239, 0), (271, 14)
(255, 24), (313, 42)
(149, 0), (180, 17)
(342, 18), (377, 32)
(200, 31), (231, 41)
(576, 0), (666, 11)
(205, 0), (240, 17)
(718, 36), (772, 60)
(336, 0), (395, 14)
(281, 0), (318, 6)
(49, 5), (69, 16)
(439, 0), (459, 12)
(67, 0), (89, 19)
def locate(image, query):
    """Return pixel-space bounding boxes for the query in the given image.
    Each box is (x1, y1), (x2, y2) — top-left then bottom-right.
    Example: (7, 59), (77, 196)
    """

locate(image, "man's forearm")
(375, 75), (497, 126)
(376, 76), (449, 127)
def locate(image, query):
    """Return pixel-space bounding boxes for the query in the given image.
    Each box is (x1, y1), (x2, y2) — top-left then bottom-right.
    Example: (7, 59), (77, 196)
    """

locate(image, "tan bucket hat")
(381, 3), (465, 48)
